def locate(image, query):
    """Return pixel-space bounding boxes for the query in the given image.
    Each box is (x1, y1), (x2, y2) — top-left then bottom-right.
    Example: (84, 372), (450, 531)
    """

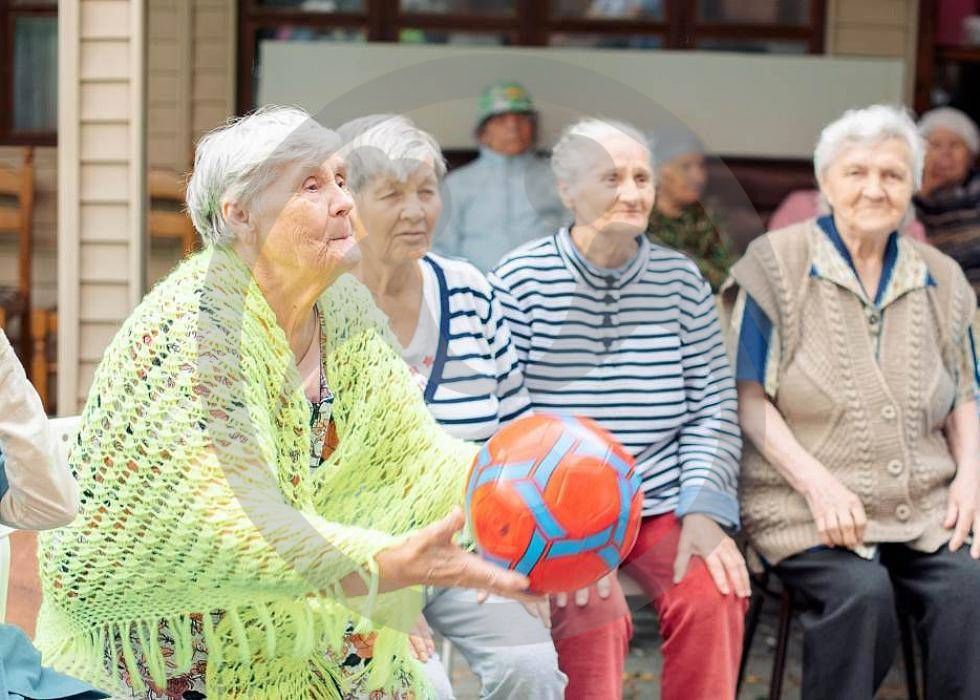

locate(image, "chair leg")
(737, 575), (767, 694)
(769, 588), (793, 700)
(30, 309), (50, 413)
(899, 611), (919, 700)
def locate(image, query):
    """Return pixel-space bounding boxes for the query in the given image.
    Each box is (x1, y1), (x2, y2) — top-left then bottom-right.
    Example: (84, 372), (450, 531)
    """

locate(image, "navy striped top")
(489, 228), (742, 527)
(412, 253), (531, 442)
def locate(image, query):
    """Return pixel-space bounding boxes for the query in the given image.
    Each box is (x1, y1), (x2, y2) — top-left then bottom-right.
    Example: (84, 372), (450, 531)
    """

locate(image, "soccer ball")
(465, 413), (642, 593)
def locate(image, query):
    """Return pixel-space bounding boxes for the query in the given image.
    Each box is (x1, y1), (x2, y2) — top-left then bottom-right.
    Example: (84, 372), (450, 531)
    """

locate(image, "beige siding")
(145, 0), (235, 169)
(147, 0), (191, 172)
(59, 0), (145, 413)
(826, 0), (919, 101)
(192, 0), (236, 143)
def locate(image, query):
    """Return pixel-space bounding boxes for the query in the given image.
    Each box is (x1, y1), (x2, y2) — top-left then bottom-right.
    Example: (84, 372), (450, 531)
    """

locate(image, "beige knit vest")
(726, 219), (977, 565)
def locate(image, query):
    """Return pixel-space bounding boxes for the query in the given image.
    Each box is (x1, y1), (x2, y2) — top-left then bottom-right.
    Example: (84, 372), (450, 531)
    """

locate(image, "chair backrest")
(148, 169), (197, 256)
(0, 148), (35, 302)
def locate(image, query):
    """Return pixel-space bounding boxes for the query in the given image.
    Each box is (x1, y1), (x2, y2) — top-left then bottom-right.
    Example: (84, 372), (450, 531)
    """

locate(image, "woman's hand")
(408, 614), (435, 662)
(945, 468), (980, 558)
(800, 465), (867, 549)
(553, 572), (614, 609)
(374, 507), (538, 602)
(674, 514), (751, 598)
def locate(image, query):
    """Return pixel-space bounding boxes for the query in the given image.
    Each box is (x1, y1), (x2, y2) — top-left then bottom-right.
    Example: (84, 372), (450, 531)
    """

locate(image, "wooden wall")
(58, 0), (145, 413)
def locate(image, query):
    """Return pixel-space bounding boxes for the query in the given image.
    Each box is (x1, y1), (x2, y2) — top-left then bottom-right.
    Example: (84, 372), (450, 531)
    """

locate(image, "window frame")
(0, 0), (58, 146)
(237, 0), (826, 112)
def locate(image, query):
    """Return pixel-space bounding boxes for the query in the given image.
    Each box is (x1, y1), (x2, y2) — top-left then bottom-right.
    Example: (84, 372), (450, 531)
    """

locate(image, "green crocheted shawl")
(36, 246), (476, 698)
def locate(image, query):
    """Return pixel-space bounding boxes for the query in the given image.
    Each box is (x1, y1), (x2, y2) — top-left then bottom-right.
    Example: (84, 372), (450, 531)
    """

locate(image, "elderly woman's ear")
(221, 198), (258, 248)
(555, 179), (576, 211)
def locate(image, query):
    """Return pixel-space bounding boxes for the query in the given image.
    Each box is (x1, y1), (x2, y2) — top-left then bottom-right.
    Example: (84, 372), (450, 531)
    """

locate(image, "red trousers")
(550, 513), (747, 700)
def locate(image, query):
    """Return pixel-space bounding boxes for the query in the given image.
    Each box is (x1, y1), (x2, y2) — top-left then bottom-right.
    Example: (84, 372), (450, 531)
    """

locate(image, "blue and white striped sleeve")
(675, 275), (742, 529)
(488, 268), (532, 370)
(485, 287), (532, 424)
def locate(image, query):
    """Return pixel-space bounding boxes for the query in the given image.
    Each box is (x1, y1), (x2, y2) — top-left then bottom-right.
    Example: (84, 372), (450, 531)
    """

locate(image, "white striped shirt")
(409, 253), (531, 442)
(489, 228), (742, 526)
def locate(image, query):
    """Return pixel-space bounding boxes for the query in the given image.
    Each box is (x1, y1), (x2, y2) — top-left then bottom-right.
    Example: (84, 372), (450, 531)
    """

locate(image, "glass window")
(552, 0), (664, 20)
(12, 16), (58, 133)
(697, 0), (809, 25)
(399, 28), (510, 45)
(400, 0), (515, 15)
(695, 38), (807, 53)
(257, 0), (366, 11)
(549, 33), (663, 49)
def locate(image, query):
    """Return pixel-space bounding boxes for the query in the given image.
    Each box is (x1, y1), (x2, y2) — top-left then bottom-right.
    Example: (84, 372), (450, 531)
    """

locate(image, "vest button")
(895, 504), (912, 521)
(602, 295), (615, 304)
(886, 459), (903, 476)
(602, 315), (613, 327)
(881, 404), (897, 420)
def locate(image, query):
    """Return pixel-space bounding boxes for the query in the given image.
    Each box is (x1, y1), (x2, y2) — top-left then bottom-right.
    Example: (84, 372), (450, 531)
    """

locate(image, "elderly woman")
(914, 106), (980, 303)
(340, 114), (566, 699)
(490, 118), (749, 700)
(646, 123), (735, 291)
(34, 106), (533, 699)
(0, 328), (108, 699)
(728, 104), (980, 698)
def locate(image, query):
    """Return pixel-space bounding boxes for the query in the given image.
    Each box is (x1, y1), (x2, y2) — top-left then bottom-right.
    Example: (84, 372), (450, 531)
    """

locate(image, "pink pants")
(550, 513), (747, 700)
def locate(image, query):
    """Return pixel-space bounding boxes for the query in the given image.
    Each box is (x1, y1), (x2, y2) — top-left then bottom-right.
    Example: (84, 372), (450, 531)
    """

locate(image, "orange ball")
(465, 413), (642, 593)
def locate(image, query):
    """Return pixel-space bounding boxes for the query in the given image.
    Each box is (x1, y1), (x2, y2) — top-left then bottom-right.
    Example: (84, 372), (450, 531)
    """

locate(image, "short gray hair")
(186, 105), (340, 246)
(551, 117), (651, 187)
(918, 106), (980, 154)
(814, 104), (924, 189)
(337, 114), (446, 194)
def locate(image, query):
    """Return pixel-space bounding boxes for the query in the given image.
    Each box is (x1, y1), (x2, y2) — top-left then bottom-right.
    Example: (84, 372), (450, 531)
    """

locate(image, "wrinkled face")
(924, 127), (973, 191)
(249, 153), (359, 274)
(820, 137), (914, 238)
(560, 134), (655, 238)
(353, 162), (442, 266)
(479, 112), (535, 156)
(658, 152), (707, 208)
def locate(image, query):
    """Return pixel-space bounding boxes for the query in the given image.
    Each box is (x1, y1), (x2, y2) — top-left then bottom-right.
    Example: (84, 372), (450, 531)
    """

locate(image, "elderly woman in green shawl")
(34, 106), (532, 699)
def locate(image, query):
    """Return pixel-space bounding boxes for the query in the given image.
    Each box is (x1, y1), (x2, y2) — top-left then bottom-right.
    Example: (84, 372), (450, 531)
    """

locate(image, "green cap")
(476, 81), (536, 128)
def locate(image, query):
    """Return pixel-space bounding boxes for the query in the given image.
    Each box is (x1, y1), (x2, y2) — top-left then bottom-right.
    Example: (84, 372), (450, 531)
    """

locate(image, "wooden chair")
(30, 307), (57, 414)
(148, 169), (196, 256)
(0, 148), (36, 359)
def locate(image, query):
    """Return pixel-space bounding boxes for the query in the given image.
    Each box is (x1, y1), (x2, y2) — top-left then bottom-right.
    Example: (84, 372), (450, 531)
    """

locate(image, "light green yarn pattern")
(36, 246), (476, 698)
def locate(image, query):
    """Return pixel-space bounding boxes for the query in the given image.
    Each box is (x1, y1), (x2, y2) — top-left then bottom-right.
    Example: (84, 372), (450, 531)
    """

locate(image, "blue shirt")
(435, 148), (569, 272)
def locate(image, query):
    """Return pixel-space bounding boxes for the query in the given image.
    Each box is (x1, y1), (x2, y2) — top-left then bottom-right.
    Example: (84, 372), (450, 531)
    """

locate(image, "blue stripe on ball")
(548, 525), (614, 557)
(514, 529), (548, 575)
(515, 481), (567, 539)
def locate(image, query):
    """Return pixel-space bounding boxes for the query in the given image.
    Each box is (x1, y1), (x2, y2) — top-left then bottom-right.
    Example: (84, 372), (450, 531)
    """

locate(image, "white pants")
(421, 587), (566, 700)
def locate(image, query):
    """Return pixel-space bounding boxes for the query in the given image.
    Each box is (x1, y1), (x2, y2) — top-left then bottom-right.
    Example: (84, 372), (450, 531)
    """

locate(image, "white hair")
(551, 117), (651, 186)
(186, 105), (340, 246)
(918, 106), (980, 155)
(337, 114), (446, 194)
(814, 104), (924, 189)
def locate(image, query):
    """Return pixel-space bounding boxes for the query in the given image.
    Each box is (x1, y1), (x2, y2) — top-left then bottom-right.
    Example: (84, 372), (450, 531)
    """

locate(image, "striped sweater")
(413, 253), (531, 442)
(489, 228), (742, 527)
